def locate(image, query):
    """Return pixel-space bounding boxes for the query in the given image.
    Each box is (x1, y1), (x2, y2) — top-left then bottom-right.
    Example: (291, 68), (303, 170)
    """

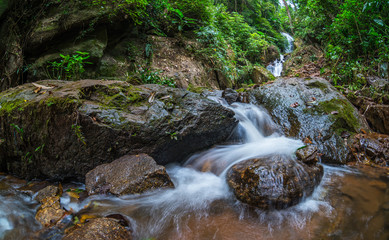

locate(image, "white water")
(267, 32), (294, 77)
(60, 99), (336, 239)
(2, 98), (382, 239)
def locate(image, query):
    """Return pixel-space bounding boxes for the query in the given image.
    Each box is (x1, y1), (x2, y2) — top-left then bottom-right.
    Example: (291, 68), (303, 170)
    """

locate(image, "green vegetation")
(281, 0), (388, 88)
(46, 51), (92, 80)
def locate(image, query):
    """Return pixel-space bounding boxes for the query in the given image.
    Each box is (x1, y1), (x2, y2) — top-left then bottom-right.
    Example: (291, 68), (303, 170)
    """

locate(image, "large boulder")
(227, 155), (323, 210)
(0, 80), (237, 180)
(86, 154), (174, 195)
(249, 77), (370, 164)
(62, 218), (132, 240)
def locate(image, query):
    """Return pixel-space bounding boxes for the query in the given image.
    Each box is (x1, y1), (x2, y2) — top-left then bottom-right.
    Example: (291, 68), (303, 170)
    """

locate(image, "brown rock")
(296, 145), (318, 164)
(35, 196), (65, 227)
(365, 105), (389, 134)
(348, 133), (389, 167)
(63, 218), (132, 240)
(35, 185), (59, 203)
(227, 155), (323, 209)
(86, 154), (174, 196)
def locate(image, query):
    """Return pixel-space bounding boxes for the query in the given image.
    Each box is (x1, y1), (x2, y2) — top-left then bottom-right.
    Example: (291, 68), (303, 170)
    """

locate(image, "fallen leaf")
(361, 129), (367, 134)
(312, 97), (316, 101)
(331, 111), (339, 115)
(80, 214), (97, 223)
(290, 102), (299, 108)
(58, 183), (63, 197)
(303, 137), (312, 144)
(148, 92), (156, 103)
(32, 83), (54, 90)
(67, 191), (80, 199)
(33, 87), (42, 93)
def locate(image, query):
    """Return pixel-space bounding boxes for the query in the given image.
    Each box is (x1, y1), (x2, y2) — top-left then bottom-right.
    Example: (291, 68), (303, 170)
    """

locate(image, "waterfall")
(267, 32), (294, 77)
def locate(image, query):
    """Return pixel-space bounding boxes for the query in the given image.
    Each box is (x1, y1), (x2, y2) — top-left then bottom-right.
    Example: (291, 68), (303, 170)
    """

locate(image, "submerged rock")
(227, 155), (323, 210)
(250, 77), (370, 164)
(86, 154), (174, 195)
(63, 218), (132, 240)
(0, 80), (237, 180)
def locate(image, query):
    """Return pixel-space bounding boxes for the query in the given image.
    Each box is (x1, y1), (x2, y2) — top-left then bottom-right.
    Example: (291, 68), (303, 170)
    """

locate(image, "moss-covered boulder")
(249, 77), (370, 164)
(251, 65), (275, 84)
(0, 80), (237, 180)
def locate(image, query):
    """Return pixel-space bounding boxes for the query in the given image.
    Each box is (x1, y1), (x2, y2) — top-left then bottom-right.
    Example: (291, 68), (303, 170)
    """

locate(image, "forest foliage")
(0, 0), (387, 88)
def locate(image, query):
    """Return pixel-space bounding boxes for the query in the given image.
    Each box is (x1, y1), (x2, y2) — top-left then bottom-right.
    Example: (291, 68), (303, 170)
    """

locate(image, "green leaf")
(373, 19), (384, 26)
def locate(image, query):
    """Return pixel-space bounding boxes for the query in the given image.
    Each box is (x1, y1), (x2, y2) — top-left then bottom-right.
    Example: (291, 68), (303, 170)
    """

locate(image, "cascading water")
(1, 97), (388, 239)
(267, 32), (294, 77)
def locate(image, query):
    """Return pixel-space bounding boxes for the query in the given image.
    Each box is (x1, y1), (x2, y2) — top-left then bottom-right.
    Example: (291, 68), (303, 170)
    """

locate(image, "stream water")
(267, 32), (294, 77)
(0, 100), (388, 240)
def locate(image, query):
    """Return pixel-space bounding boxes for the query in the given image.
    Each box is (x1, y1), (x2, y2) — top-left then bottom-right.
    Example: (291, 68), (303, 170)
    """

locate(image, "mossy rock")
(0, 80), (237, 180)
(249, 77), (370, 164)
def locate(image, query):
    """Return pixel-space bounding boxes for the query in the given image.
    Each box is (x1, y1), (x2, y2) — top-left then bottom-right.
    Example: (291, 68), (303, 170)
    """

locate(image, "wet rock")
(86, 154), (174, 195)
(364, 105), (389, 134)
(264, 45), (279, 64)
(222, 88), (238, 104)
(35, 196), (66, 227)
(249, 77), (370, 164)
(296, 145), (318, 165)
(17, 181), (50, 197)
(35, 185), (59, 203)
(227, 155), (323, 209)
(0, 80), (237, 180)
(251, 65), (275, 84)
(63, 218), (132, 240)
(348, 133), (389, 167)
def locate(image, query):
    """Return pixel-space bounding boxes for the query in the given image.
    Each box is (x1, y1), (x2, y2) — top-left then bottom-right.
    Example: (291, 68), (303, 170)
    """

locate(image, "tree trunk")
(282, 0), (294, 34)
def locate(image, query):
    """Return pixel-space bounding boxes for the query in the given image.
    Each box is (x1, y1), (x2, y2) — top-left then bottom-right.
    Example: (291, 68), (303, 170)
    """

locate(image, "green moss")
(186, 83), (209, 94)
(306, 81), (328, 91)
(317, 99), (360, 133)
(0, 99), (28, 116)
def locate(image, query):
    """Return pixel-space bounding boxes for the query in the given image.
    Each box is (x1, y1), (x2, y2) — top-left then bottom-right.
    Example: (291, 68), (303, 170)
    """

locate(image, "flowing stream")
(0, 99), (388, 240)
(267, 32), (294, 77)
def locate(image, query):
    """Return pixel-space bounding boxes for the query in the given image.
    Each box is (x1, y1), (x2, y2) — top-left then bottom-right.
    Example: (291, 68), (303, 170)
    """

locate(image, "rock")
(264, 45), (279, 64)
(222, 88), (238, 104)
(63, 218), (132, 240)
(249, 77), (370, 164)
(365, 105), (389, 134)
(296, 145), (318, 165)
(251, 65), (275, 84)
(366, 76), (388, 89)
(227, 155), (323, 209)
(86, 154), (174, 195)
(35, 185), (59, 203)
(0, 80), (237, 180)
(348, 133), (389, 167)
(35, 196), (66, 227)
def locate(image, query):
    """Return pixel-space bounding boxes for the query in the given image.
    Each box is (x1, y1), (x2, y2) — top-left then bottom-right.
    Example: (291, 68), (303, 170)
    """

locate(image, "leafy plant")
(47, 51), (92, 80)
(166, 131), (178, 140)
(71, 124), (86, 145)
(137, 67), (176, 88)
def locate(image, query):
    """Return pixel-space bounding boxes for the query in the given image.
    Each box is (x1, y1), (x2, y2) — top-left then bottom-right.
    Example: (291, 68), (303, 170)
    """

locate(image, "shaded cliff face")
(0, 0), (233, 91)
(0, 80), (237, 180)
